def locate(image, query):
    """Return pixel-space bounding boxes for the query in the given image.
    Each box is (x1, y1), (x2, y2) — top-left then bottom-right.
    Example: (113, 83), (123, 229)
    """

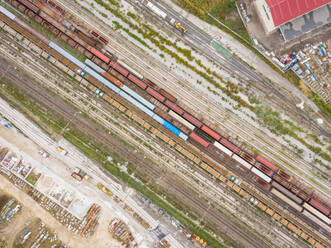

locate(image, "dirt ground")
(0, 174), (122, 247)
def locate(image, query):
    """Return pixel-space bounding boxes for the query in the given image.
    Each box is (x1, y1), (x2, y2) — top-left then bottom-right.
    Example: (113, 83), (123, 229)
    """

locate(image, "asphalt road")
(140, 0), (260, 81)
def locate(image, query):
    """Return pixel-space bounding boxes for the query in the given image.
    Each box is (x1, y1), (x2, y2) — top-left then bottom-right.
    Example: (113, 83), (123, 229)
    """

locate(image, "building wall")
(255, 0), (276, 34)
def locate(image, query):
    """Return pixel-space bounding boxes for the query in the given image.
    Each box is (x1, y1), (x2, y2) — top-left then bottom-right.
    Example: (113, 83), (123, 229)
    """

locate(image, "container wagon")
(213, 141), (233, 157)
(251, 167), (271, 183)
(301, 209), (330, 232)
(117, 60), (143, 80)
(146, 1), (167, 19)
(168, 110), (195, 131)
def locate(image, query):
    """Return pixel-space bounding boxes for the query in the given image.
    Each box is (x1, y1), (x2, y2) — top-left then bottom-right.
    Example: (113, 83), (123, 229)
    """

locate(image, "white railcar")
(251, 167), (271, 183)
(169, 110), (195, 130)
(214, 141), (233, 157)
(232, 154), (252, 170)
(146, 2), (167, 19)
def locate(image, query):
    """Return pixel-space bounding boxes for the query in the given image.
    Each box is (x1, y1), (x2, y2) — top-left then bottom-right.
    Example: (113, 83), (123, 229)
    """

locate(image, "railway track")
(52, 0), (331, 199)
(0, 5), (330, 246)
(0, 36), (164, 181)
(0, 34), (277, 247)
(161, 176), (271, 248)
(1, 26), (310, 248)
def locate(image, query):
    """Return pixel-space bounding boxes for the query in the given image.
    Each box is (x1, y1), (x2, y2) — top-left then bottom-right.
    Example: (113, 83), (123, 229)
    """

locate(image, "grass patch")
(26, 172), (38, 185)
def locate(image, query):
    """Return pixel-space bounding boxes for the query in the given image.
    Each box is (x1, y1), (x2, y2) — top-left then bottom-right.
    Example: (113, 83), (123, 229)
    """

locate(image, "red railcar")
(297, 191), (310, 202)
(74, 28), (96, 46)
(256, 155), (278, 171)
(128, 74), (146, 89)
(256, 178), (270, 189)
(17, 0), (40, 14)
(98, 35), (108, 45)
(272, 174), (291, 189)
(146, 87), (165, 102)
(257, 163), (272, 176)
(17, 3), (26, 12)
(110, 61), (129, 77)
(46, 0), (65, 15)
(164, 100), (183, 115)
(71, 172), (83, 181)
(183, 113), (202, 128)
(220, 139), (240, 154)
(190, 133), (209, 147)
(90, 47), (110, 64)
(39, 11), (65, 32)
(201, 125), (221, 140)
(309, 199), (330, 216)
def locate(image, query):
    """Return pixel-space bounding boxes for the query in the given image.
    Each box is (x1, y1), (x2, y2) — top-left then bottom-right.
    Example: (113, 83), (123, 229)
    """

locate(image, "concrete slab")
(280, 3), (331, 41)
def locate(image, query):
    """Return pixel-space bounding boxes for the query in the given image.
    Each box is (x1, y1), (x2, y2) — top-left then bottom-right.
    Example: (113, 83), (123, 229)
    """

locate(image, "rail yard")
(0, 0), (330, 247)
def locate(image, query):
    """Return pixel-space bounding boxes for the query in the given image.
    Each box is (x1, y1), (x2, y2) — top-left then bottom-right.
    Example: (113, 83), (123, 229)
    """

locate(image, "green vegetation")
(112, 21), (152, 49)
(26, 172), (38, 185)
(256, 106), (331, 165)
(311, 93), (331, 120)
(248, 95), (260, 105)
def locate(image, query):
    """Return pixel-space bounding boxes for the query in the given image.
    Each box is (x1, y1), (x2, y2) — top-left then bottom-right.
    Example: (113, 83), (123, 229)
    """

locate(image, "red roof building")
(266, 0), (330, 26)
(255, 0), (330, 33)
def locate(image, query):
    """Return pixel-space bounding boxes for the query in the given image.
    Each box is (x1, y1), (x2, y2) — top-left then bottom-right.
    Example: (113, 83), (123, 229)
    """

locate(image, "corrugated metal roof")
(265, 0), (330, 27)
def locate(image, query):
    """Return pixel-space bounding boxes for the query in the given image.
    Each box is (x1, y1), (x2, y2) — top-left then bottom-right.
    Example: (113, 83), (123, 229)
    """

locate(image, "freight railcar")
(256, 155), (278, 172)
(271, 188), (303, 212)
(272, 181), (302, 204)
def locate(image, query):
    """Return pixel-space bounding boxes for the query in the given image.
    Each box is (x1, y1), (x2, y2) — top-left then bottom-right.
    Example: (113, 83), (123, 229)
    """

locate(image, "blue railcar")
(162, 121), (181, 136)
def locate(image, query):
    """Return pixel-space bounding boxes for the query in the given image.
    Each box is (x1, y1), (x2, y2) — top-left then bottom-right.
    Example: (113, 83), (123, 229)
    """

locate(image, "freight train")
(144, 0), (187, 34)
(1, 0), (330, 236)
